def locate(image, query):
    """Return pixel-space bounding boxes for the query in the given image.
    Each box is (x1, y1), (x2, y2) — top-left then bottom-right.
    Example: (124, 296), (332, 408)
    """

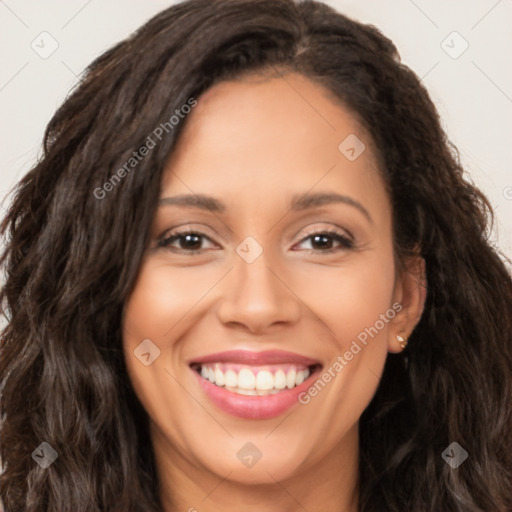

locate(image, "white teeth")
(286, 369), (296, 389)
(214, 366), (224, 387)
(238, 368), (256, 390)
(255, 370), (274, 391)
(197, 364), (314, 394)
(224, 369), (238, 388)
(274, 369), (287, 389)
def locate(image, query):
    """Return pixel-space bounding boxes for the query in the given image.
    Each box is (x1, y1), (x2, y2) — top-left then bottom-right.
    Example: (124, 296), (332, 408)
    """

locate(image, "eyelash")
(157, 228), (354, 255)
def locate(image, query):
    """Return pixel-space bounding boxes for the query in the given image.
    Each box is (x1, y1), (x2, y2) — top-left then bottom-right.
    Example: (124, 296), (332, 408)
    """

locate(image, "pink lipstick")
(189, 350), (322, 419)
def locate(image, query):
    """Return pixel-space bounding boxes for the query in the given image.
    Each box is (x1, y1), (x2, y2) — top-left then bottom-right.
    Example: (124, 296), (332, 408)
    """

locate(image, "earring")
(397, 334), (408, 350)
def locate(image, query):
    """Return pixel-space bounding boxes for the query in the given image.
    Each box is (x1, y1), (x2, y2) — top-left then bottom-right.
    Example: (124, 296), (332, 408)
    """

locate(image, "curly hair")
(1, 0), (511, 510)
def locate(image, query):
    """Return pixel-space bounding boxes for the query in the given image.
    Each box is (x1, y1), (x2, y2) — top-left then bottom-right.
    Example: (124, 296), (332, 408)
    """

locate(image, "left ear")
(388, 253), (427, 353)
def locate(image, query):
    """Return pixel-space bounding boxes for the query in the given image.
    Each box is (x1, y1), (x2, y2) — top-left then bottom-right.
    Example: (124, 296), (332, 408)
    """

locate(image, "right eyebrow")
(158, 194), (226, 212)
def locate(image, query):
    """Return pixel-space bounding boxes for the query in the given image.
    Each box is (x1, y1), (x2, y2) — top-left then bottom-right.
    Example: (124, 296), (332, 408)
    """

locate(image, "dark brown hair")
(1, 1), (511, 510)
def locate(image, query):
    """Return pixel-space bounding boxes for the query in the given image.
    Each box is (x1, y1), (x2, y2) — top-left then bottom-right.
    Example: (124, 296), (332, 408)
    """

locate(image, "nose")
(215, 249), (301, 334)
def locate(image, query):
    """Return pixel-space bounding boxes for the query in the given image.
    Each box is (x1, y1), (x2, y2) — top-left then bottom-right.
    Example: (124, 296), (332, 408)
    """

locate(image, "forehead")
(161, 72), (386, 215)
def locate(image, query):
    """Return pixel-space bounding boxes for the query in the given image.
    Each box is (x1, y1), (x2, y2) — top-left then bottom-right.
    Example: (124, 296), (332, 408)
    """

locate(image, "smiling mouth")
(190, 362), (322, 396)
(189, 350), (323, 419)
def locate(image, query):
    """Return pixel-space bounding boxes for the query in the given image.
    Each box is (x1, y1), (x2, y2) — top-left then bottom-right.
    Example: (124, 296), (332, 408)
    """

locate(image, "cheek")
(121, 258), (231, 401)
(121, 261), (191, 399)
(123, 260), (220, 339)
(121, 260), (206, 443)
(298, 251), (396, 347)
(290, 251), (396, 444)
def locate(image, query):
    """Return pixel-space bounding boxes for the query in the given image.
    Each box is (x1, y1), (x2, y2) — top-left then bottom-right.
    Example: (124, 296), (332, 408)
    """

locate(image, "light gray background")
(1, 0), (511, 261)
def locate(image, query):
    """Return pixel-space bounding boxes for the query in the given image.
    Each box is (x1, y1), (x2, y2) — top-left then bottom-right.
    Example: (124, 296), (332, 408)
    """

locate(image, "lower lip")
(193, 369), (319, 420)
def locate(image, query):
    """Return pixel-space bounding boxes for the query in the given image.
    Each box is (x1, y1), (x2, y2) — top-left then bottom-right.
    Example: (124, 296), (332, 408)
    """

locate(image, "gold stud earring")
(397, 334), (408, 350)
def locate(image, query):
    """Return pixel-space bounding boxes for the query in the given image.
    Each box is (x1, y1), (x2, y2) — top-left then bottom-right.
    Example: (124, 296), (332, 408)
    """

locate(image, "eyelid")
(296, 224), (354, 243)
(158, 223), (217, 240)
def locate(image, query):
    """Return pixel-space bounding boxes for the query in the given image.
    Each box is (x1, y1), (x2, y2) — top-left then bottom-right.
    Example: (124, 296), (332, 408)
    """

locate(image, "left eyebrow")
(291, 192), (373, 224)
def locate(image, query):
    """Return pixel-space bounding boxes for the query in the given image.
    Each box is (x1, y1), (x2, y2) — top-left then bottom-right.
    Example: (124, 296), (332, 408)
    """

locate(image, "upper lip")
(189, 349), (321, 367)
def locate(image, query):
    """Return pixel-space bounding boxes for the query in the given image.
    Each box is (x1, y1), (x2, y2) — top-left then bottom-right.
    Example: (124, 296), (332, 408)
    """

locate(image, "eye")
(157, 230), (217, 254)
(294, 229), (354, 253)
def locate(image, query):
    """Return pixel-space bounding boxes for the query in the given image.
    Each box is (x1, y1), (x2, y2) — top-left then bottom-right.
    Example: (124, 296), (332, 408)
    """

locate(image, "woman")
(1, 0), (511, 510)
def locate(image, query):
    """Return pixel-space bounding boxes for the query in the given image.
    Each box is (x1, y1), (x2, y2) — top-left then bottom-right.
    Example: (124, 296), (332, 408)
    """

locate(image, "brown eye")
(158, 231), (216, 253)
(295, 230), (354, 253)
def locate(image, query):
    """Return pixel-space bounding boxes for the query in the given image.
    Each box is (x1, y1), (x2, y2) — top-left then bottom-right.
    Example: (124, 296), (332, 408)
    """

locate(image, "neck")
(152, 422), (360, 512)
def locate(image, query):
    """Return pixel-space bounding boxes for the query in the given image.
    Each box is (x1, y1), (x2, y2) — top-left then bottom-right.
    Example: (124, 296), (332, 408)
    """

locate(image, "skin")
(122, 71), (426, 512)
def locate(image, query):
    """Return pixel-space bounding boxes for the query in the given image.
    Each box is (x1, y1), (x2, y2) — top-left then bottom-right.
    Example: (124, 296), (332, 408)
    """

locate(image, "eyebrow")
(159, 192), (372, 223)
(290, 192), (372, 223)
(159, 194), (225, 212)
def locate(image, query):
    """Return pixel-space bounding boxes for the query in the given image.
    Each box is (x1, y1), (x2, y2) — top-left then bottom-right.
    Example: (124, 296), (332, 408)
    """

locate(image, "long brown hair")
(1, 1), (511, 510)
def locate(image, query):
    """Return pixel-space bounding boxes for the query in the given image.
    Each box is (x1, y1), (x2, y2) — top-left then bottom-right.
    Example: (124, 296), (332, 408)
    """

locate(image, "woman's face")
(123, 72), (422, 487)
